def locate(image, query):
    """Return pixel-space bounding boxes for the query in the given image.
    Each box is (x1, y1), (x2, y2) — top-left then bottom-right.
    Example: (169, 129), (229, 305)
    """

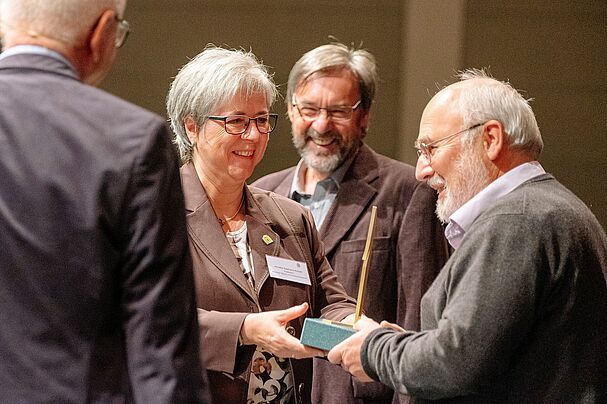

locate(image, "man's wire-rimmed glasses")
(206, 114), (279, 135)
(292, 95), (361, 122)
(115, 17), (130, 48)
(414, 123), (484, 164)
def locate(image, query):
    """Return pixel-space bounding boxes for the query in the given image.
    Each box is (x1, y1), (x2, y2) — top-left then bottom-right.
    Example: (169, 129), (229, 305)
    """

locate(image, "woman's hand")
(240, 302), (325, 359)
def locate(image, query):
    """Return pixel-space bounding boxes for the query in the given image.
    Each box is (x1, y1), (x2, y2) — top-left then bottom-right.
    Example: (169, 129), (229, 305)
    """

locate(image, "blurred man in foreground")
(0, 0), (210, 402)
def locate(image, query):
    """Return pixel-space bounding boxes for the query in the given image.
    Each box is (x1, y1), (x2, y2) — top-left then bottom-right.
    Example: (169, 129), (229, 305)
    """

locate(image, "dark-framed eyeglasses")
(292, 95), (361, 122)
(206, 114), (279, 135)
(114, 17), (130, 48)
(414, 123), (484, 164)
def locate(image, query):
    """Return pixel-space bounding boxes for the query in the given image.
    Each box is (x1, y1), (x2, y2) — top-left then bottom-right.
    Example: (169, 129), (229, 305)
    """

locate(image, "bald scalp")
(429, 70), (543, 159)
(0, 0), (121, 45)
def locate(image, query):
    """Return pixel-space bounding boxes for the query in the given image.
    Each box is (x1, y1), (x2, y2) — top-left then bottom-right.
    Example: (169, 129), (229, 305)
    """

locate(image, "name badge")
(265, 255), (311, 285)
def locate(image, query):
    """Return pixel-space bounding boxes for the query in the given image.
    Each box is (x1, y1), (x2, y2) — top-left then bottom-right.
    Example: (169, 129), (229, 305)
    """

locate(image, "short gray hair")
(0, 0), (122, 45)
(287, 42), (378, 111)
(455, 68), (543, 159)
(166, 45), (278, 163)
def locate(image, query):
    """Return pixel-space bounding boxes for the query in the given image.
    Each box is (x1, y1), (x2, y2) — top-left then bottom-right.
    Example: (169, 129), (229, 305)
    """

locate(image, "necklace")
(218, 196), (245, 226)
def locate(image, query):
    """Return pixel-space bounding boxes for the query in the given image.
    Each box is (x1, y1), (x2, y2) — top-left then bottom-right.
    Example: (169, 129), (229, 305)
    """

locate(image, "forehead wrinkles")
(296, 70), (359, 101)
(419, 91), (462, 143)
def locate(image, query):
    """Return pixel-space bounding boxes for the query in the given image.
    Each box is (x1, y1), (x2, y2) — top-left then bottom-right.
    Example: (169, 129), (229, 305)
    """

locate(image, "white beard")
(292, 128), (360, 174)
(431, 147), (492, 223)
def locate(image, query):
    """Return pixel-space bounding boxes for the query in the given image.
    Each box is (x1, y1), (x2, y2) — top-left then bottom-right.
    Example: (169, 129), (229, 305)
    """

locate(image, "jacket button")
(286, 325), (295, 336)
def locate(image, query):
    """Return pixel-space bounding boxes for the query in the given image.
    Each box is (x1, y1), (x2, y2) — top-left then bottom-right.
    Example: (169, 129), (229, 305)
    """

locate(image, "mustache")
(305, 128), (338, 141)
(427, 175), (446, 189)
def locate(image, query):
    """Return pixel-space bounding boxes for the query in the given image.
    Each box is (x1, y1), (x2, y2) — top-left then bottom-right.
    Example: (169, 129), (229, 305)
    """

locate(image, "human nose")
(311, 109), (334, 134)
(415, 154), (435, 181)
(241, 118), (262, 140)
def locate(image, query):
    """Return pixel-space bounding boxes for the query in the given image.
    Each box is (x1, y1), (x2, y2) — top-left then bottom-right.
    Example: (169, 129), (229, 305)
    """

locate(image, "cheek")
(203, 127), (229, 148)
(256, 135), (269, 162)
(291, 118), (310, 137)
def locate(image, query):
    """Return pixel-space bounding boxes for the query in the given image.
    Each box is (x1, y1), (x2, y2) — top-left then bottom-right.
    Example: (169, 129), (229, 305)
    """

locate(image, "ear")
(287, 103), (296, 122)
(482, 120), (505, 161)
(184, 116), (199, 145)
(359, 109), (371, 138)
(88, 9), (116, 64)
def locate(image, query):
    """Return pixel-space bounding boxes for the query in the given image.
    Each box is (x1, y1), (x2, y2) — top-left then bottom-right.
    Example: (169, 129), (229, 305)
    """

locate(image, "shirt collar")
(290, 152), (356, 197)
(0, 45), (77, 74)
(446, 161), (546, 248)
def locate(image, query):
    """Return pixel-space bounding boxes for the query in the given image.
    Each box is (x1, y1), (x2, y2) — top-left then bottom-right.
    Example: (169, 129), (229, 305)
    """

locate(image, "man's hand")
(240, 303), (325, 359)
(380, 320), (406, 332)
(327, 316), (380, 382)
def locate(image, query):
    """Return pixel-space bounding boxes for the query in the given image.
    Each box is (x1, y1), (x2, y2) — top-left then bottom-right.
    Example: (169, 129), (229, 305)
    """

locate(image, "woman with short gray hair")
(167, 45), (355, 404)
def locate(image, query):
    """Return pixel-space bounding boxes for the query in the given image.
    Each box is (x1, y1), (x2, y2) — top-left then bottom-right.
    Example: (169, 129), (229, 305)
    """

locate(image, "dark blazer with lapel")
(253, 143), (450, 403)
(181, 162), (355, 404)
(0, 54), (208, 403)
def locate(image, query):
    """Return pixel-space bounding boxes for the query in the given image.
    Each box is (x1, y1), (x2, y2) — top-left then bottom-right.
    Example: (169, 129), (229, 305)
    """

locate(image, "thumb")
(277, 302), (309, 322)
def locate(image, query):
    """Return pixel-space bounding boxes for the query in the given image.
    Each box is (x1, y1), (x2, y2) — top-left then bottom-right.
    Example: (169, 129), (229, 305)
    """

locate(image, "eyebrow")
(297, 100), (354, 108)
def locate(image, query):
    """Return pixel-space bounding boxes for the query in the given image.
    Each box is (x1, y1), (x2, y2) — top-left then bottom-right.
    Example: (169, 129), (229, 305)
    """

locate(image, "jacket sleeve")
(197, 308), (256, 376)
(118, 121), (211, 403)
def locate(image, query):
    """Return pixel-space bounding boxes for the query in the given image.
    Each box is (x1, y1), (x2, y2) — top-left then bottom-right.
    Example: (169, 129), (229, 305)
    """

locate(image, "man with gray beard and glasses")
(328, 69), (607, 404)
(253, 42), (449, 404)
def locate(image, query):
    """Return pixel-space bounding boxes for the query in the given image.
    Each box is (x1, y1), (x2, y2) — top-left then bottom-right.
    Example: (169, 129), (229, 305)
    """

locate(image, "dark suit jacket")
(0, 53), (210, 403)
(181, 162), (355, 404)
(253, 144), (450, 404)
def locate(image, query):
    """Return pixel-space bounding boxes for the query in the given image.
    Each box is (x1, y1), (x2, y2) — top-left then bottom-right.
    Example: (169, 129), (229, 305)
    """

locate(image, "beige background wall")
(103, 0), (607, 229)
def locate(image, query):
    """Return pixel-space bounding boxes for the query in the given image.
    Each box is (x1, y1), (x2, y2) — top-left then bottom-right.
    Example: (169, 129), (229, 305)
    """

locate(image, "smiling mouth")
(310, 137), (334, 146)
(234, 150), (254, 157)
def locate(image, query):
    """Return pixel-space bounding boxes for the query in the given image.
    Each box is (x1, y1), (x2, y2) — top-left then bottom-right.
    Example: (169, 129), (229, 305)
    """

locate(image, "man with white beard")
(328, 69), (607, 403)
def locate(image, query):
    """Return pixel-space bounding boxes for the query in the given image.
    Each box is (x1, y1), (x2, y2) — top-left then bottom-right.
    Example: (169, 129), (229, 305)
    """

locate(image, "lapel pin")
(262, 235), (273, 245)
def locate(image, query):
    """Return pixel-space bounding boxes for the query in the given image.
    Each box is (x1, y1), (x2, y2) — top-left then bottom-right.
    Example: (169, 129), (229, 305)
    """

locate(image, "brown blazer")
(181, 162), (355, 404)
(254, 144), (450, 404)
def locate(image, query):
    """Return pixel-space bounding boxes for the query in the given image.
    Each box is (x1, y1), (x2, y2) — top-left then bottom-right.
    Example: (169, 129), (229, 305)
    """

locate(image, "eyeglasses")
(114, 17), (130, 48)
(206, 114), (279, 135)
(292, 96), (361, 122)
(414, 123), (484, 164)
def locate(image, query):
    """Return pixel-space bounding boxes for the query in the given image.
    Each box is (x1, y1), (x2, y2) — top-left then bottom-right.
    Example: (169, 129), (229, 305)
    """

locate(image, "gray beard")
(292, 129), (360, 174)
(434, 147), (492, 223)
(299, 147), (344, 173)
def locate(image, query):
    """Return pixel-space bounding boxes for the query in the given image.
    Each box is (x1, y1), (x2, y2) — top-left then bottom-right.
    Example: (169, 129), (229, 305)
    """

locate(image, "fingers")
(327, 333), (375, 382)
(380, 320), (406, 332)
(353, 315), (380, 331)
(290, 345), (325, 360)
(275, 302), (309, 323)
(341, 313), (356, 325)
(327, 338), (346, 364)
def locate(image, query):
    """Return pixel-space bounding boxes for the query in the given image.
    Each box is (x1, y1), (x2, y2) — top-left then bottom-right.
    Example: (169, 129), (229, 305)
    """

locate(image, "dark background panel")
(101, 0), (607, 229)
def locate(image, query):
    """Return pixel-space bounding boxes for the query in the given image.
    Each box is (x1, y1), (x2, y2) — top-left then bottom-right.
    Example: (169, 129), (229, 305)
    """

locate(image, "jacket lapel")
(181, 162), (256, 301)
(268, 170), (293, 198)
(320, 145), (378, 255)
(244, 187), (282, 291)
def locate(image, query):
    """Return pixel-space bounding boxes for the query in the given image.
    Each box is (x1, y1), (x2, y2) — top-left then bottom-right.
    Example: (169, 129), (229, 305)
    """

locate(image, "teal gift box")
(300, 318), (356, 351)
